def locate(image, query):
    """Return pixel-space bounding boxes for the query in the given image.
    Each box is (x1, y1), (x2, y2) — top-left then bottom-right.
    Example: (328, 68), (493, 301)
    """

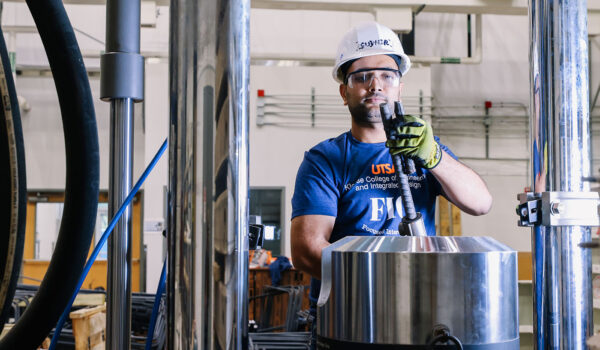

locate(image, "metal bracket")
(517, 191), (600, 227)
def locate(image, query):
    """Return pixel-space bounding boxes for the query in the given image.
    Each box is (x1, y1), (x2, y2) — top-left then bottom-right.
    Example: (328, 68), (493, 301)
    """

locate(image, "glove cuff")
(424, 142), (442, 169)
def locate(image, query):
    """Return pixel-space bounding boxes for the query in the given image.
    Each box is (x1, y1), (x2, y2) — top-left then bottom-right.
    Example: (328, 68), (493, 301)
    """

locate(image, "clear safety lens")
(347, 68), (401, 89)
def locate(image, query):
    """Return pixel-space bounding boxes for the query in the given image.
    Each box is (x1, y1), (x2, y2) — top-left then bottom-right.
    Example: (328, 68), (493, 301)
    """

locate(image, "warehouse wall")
(3, 4), (600, 283)
(1, 3), (170, 291)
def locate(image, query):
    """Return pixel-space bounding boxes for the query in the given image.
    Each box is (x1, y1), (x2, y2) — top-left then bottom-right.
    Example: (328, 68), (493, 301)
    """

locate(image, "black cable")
(428, 331), (464, 350)
(0, 0), (99, 347)
(429, 334), (463, 350)
(0, 25), (26, 335)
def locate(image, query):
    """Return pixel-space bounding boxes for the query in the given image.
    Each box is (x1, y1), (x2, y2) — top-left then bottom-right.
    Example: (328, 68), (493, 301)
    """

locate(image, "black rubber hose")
(0, 26), (27, 334)
(0, 0), (99, 348)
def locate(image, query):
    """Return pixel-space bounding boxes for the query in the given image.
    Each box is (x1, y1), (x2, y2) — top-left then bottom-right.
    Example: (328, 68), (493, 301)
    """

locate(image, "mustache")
(362, 93), (388, 103)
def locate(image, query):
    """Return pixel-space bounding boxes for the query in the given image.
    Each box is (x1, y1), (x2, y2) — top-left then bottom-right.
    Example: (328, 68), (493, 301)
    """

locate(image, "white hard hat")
(332, 21), (411, 83)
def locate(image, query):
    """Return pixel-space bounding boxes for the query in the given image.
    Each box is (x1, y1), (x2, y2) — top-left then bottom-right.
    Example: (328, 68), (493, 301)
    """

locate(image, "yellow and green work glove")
(385, 115), (442, 169)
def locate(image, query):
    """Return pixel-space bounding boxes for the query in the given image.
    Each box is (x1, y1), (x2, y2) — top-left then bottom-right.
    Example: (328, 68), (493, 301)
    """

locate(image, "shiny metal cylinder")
(529, 0), (592, 349)
(107, 98), (134, 350)
(167, 0), (249, 349)
(317, 236), (519, 348)
(166, 0), (201, 348)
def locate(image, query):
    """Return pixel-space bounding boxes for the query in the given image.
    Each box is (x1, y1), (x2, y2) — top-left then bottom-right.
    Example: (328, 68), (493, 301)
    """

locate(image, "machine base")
(316, 336), (520, 350)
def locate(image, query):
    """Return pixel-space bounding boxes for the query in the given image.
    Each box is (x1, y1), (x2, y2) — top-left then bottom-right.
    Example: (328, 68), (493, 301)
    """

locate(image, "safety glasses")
(345, 68), (401, 89)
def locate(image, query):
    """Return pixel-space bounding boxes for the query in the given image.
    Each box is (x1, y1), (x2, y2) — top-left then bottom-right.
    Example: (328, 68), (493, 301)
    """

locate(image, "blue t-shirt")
(291, 130), (456, 303)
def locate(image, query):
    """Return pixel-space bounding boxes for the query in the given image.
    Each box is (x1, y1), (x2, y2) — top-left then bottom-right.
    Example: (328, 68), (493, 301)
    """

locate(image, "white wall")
(3, 3), (169, 291)
(248, 11), (539, 254)
(6, 5), (600, 275)
(249, 65), (432, 257)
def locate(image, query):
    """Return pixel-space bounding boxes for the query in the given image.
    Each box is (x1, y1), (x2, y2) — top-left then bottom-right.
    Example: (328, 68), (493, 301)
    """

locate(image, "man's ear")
(339, 84), (348, 105)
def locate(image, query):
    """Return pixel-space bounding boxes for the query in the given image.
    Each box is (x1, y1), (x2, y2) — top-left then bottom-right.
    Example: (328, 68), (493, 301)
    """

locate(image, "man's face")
(339, 55), (403, 126)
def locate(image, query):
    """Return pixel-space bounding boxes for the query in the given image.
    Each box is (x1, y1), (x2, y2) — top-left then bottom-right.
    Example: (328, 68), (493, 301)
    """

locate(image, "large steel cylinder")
(317, 236), (519, 349)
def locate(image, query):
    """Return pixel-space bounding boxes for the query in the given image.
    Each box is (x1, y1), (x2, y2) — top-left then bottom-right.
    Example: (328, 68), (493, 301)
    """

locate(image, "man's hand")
(385, 115), (441, 169)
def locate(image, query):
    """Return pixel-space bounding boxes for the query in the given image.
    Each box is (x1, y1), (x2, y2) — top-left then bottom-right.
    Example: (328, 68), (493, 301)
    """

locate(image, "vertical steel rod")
(101, 0), (143, 348)
(107, 98), (134, 350)
(529, 0), (592, 349)
(230, 2), (251, 348)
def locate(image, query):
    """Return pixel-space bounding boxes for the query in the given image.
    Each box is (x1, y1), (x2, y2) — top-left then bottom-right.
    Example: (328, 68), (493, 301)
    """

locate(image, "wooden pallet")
(69, 304), (106, 350)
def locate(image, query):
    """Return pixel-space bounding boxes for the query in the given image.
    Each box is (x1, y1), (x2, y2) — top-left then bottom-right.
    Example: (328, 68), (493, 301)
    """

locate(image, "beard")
(347, 92), (390, 126)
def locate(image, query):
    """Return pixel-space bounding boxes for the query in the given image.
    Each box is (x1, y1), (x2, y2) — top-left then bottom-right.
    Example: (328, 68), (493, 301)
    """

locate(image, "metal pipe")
(166, 0), (200, 347)
(229, 1), (251, 347)
(107, 98), (134, 350)
(167, 0), (249, 349)
(529, 0), (592, 349)
(101, 0), (144, 348)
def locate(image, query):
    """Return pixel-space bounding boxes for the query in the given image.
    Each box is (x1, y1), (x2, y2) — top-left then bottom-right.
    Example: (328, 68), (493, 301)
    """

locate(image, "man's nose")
(368, 76), (383, 90)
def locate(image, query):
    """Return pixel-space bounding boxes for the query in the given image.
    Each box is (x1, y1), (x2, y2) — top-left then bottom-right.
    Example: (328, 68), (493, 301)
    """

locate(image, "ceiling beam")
(250, 0), (600, 15)
(2, 0), (599, 15)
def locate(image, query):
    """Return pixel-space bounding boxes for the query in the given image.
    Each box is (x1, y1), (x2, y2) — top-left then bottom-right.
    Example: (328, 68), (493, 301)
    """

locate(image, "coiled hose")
(0, 0), (100, 348)
(0, 24), (26, 335)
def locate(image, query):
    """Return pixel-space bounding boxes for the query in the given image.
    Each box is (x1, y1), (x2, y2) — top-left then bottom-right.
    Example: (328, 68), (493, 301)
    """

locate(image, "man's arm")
(290, 214), (335, 279)
(430, 150), (492, 216)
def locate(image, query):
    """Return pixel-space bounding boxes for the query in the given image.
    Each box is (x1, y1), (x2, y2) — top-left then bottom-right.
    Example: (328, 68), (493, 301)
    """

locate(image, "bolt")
(550, 202), (563, 215)
(520, 207), (528, 217)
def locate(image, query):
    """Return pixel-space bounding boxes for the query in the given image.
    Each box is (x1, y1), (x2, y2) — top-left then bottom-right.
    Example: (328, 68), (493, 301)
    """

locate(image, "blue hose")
(145, 259), (167, 350)
(49, 138), (168, 350)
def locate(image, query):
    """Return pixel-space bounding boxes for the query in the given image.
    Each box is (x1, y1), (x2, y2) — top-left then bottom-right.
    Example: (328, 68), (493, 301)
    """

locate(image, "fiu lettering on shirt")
(370, 197), (404, 221)
(365, 163), (428, 222)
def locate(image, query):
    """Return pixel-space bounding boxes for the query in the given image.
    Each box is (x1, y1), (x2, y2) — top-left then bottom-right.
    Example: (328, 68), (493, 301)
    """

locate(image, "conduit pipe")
(529, 0), (592, 349)
(0, 0), (100, 347)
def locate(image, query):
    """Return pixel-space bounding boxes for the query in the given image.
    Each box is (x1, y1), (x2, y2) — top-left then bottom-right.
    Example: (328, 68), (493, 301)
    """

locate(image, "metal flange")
(517, 191), (600, 227)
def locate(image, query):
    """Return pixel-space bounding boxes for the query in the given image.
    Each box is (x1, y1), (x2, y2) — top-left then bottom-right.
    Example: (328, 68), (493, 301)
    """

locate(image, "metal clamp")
(517, 191), (600, 227)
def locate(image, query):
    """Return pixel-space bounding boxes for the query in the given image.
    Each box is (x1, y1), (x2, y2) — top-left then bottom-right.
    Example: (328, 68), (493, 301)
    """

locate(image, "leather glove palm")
(385, 115), (442, 169)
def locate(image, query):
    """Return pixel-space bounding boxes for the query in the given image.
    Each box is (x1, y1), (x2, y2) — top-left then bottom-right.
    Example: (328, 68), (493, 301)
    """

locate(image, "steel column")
(167, 0), (250, 349)
(101, 0), (144, 348)
(529, 0), (592, 349)
(107, 98), (134, 350)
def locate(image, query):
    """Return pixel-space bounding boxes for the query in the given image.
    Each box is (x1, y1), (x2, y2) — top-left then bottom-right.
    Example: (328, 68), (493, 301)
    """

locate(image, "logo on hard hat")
(358, 38), (393, 50)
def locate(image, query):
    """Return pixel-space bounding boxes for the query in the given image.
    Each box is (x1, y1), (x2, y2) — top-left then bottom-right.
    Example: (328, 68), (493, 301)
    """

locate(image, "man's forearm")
(292, 241), (330, 279)
(430, 150), (492, 216)
(290, 215), (335, 280)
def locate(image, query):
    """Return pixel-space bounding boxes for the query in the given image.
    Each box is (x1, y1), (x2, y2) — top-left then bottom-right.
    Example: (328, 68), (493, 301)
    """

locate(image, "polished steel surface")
(529, 0), (592, 348)
(167, 0), (249, 349)
(166, 0), (201, 347)
(317, 236), (518, 345)
(107, 98), (134, 350)
(212, 0), (251, 348)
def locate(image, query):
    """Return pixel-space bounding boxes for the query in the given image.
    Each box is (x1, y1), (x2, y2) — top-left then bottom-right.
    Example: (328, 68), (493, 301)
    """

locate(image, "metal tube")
(166, 0), (200, 347)
(167, 0), (250, 349)
(107, 98), (134, 350)
(228, 1), (250, 347)
(102, 0), (143, 347)
(529, 0), (592, 349)
(105, 0), (140, 53)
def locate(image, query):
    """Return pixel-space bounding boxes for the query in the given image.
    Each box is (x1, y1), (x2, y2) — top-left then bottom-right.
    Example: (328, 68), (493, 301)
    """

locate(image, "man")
(290, 21), (492, 345)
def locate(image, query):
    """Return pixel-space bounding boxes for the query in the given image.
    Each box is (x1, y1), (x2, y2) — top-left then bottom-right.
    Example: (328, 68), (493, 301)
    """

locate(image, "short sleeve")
(291, 149), (340, 219)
